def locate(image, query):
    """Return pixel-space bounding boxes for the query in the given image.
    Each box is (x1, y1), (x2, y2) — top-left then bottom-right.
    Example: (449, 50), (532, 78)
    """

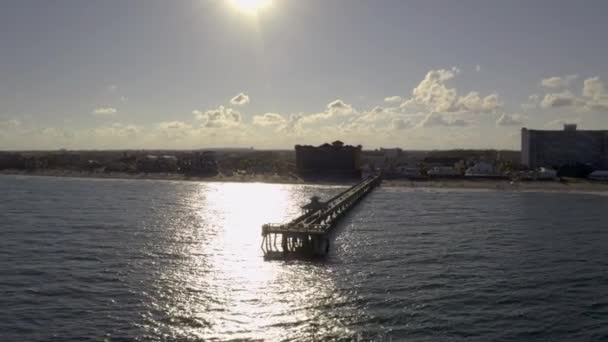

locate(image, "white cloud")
(384, 96), (402, 103)
(299, 99), (355, 125)
(95, 123), (141, 138)
(407, 68), (500, 114)
(540, 91), (579, 108)
(157, 121), (193, 139)
(579, 77), (608, 112)
(391, 118), (412, 130)
(586, 101), (608, 112)
(0, 119), (20, 130)
(252, 113), (286, 127)
(522, 94), (540, 109)
(582, 77), (606, 100)
(475, 65), (481, 72)
(418, 113), (468, 128)
(230, 92), (250, 106)
(455, 92), (501, 113)
(541, 75), (577, 89)
(194, 106), (242, 128)
(92, 107), (118, 116)
(411, 68), (459, 112)
(371, 106), (384, 114)
(40, 127), (73, 139)
(326, 99), (353, 114)
(537, 76), (608, 113)
(496, 113), (524, 126)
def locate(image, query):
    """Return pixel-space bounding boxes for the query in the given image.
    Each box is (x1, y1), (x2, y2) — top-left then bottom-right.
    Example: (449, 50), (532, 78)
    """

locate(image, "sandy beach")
(3, 169), (608, 194)
(383, 178), (608, 194)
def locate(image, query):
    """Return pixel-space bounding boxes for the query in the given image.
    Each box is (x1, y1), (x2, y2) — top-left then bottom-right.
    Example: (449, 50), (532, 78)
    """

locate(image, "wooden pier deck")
(261, 174), (382, 259)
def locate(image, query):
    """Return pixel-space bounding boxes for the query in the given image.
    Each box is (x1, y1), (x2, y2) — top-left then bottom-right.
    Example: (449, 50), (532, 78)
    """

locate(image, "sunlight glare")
(230, 0), (272, 15)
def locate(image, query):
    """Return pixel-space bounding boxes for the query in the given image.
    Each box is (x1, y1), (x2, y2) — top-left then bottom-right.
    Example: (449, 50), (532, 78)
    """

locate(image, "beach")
(3, 169), (608, 194)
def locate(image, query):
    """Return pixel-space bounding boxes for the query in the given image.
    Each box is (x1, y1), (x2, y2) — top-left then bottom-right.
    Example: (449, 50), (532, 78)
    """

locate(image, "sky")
(1, 0), (608, 150)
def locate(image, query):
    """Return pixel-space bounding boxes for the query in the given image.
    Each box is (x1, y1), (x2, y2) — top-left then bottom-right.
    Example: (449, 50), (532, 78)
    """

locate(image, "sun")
(230, 0), (272, 15)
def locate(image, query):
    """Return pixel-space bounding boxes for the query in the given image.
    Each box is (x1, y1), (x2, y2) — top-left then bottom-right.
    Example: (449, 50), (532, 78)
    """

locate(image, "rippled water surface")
(1, 175), (608, 341)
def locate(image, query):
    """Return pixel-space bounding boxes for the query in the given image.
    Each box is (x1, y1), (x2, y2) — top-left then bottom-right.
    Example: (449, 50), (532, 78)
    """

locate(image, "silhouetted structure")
(178, 151), (218, 176)
(261, 174), (381, 259)
(295, 141), (362, 179)
(521, 125), (608, 169)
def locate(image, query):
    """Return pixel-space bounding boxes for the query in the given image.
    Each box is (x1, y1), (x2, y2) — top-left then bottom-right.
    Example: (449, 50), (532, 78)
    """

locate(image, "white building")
(537, 167), (557, 180)
(428, 166), (460, 177)
(394, 166), (421, 177)
(588, 170), (608, 181)
(465, 161), (496, 177)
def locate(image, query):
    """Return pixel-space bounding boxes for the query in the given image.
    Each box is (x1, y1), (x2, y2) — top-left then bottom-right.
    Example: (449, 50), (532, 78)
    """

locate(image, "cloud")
(95, 123), (141, 138)
(384, 96), (402, 103)
(194, 106), (242, 128)
(253, 113), (287, 127)
(157, 121), (193, 139)
(579, 77), (608, 112)
(475, 65), (481, 72)
(582, 77), (606, 100)
(40, 127), (73, 139)
(326, 99), (353, 113)
(391, 118), (412, 130)
(540, 91), (579, 108)
(411, 68), (459, 112)
(230, 92), (250, 106)
(586, 102), (608, 112)
(407, 67), (500, 114)
(158, 121), (192, 130)
(0, 119), (20, 130)
(371, 106), (385, 114)
(299, 99), (355, 125)
(541, 75), (577, 89)
(455, 92), (501, 113)
(537, 77), (608, 113)
(418, 113), (468, 128)
(544, 118), (581, 129)
(496, 113), (524, 126)
(522, 94), (540, 109)
(92, 107), (118, 116)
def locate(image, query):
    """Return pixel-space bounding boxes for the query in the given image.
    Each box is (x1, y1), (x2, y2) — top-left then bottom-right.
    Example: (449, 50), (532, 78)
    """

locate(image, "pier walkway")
(261, 174), (382, 259)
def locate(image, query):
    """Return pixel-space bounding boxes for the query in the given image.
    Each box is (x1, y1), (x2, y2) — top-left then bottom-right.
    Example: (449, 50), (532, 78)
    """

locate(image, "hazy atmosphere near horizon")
(2, 0), (608, 150)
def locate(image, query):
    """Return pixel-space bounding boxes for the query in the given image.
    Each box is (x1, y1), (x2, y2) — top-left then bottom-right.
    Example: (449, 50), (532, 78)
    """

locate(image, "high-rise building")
(521, 125), (608, 169)
(295, 141), (362, 179)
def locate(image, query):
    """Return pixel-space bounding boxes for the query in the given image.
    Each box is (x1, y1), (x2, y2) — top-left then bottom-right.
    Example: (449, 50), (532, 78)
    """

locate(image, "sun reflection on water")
(146, 182), (357, 340)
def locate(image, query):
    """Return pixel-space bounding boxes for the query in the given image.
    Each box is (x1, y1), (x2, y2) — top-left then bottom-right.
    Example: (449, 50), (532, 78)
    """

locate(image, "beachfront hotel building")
(521, 125), (608, 169)
(295, 140), (362, 179)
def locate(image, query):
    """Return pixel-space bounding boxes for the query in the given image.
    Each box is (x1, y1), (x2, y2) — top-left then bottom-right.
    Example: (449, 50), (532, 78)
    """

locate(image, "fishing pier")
(261, 174), (382, 259)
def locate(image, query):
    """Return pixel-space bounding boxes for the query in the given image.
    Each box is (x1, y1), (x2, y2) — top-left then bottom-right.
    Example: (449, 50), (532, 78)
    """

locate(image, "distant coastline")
(383, 179), (608, 195)
(0, 169), (303, 184)
(3, 169), (608, 194)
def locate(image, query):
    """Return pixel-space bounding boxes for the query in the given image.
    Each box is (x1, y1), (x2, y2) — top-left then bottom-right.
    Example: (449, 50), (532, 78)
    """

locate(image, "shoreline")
(382, 178), (608, 195)
(0, 169), (349, 186)
(2, 169), (608, 194)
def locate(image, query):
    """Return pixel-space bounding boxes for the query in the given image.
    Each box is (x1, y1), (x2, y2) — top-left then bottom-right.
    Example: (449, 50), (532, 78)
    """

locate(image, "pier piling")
(261, 174), (381, 259)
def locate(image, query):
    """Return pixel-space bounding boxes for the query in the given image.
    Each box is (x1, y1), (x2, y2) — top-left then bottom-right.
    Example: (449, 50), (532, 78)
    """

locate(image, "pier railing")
(261, 174), (381, 259)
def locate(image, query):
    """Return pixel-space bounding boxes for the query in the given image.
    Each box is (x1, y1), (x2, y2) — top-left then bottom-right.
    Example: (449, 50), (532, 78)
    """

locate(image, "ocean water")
(1, 175), (608, 341)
